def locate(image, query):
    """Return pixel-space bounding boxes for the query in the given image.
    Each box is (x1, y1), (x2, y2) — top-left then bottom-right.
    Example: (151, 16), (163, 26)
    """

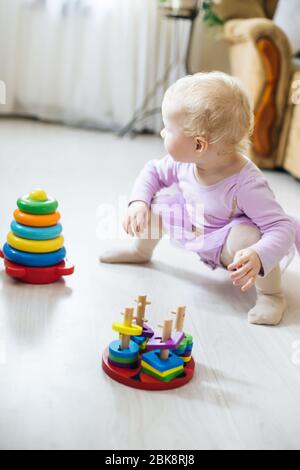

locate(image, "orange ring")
(14, 209), (61, 227)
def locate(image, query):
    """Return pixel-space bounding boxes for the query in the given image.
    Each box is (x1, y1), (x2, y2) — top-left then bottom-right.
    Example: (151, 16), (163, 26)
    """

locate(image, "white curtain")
(0, 0), (191, 133)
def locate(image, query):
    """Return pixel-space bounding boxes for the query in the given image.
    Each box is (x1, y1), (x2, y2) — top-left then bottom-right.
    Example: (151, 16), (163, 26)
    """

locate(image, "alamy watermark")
(0, 80), (6, 105)
(291, 340), (300, 366)
(0, 340), (6, 365)
(0, 318), (6, 366)
(96, 196), (205, 248)
(291, 80), (300, 105)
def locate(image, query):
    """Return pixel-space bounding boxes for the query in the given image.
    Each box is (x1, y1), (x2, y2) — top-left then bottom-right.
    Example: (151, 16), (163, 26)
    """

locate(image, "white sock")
(248, 265), (287, 326)
(100, 238), (160, 264)
(248, 292), (287, 326)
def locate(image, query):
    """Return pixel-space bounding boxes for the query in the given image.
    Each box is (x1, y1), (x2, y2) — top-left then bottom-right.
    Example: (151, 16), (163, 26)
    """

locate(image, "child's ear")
(195, 137), (208, 153)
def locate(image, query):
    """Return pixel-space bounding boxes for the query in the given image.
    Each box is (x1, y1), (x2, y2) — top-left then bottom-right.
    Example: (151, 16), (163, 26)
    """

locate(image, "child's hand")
(123, 201), (149, 237)
(227, 248), (262, 292)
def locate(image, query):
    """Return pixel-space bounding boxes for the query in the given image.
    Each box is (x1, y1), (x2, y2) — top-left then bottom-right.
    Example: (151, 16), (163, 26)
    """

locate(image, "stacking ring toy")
(1, 189), (74, 285)
(17, 190), (58, 215)
(11, 221), (63, 241)
(112, 321), (142, 337)
(7, 232), (64, 254)
(3, 243), (66, 267)
(14, 209), (61, 228)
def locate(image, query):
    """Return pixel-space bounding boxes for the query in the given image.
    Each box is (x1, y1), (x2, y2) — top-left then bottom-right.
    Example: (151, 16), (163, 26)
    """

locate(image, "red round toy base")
(0, 254), (74, 285)
(102, 348), (195, 391)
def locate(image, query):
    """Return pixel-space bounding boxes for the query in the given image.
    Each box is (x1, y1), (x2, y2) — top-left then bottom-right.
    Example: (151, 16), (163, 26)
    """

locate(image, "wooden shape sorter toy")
(102, 296), (195, 391)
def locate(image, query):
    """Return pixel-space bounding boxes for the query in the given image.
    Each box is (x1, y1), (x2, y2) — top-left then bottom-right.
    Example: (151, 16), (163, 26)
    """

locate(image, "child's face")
(161, 101), (205, 163)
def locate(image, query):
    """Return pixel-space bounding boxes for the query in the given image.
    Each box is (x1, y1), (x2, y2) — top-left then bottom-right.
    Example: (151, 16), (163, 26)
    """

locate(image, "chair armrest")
(225, 18), (291, 51)
(282, 68), (300, 177)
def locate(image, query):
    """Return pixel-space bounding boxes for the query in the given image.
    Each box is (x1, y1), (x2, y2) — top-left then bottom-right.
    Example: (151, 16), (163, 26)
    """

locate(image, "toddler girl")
(101, 72), (300, 326)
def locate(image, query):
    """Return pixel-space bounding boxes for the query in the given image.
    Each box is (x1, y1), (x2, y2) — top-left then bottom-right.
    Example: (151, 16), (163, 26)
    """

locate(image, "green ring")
(109, 352), (138, 364)
(17, 196), (59, 215)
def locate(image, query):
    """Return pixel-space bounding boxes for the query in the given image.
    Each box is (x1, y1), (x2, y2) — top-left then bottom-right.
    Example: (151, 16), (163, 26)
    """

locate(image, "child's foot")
(100, 245), (152, 264)
(248, 292), (287, 326)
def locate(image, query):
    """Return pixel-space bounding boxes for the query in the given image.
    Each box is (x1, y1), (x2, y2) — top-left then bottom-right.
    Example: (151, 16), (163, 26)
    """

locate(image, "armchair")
(209, 0), (300, 178)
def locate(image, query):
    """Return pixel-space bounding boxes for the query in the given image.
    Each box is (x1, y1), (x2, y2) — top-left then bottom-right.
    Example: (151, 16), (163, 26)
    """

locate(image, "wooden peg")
(162, 319), (173, 341)
(135, 302), (145, 327)
(121, 335), (130, 349)
(135, 295), (151, 317)
(171, 305), (186, 332)
(160, 319), (173, 361)
(135, 295), (151, 306)
(123, 307), (134, 326)
(121, 307), (134, 349)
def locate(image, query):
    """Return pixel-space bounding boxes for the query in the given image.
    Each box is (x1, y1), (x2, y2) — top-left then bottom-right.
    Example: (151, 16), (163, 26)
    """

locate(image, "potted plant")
(158, 0), (200, 18)
(158, 1), (224, 26)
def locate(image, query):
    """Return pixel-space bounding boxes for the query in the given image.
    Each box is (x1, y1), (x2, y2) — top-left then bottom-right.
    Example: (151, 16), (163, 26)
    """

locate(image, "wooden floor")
(0, 119), (300, 450)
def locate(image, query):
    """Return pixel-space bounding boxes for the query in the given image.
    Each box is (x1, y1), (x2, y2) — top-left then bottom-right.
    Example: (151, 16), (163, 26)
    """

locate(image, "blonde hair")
(163, 71), (254, 155)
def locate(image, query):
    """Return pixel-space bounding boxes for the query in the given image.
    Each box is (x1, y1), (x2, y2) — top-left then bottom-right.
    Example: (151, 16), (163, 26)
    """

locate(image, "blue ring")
(109, 340), (139, 359)
(11, 221), (63, 241)
(3, 243), (66, 267)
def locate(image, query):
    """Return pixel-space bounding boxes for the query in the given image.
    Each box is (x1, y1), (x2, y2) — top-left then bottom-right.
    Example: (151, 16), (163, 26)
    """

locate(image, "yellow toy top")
(29, 189), (48, 201)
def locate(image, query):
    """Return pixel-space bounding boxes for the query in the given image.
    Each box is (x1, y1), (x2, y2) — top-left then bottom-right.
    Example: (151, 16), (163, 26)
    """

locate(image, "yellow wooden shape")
(182, 356), (192, 363)
(7, 232), (64, 254)
(141, 361), (183, 378)
(112, 322), (142, 337)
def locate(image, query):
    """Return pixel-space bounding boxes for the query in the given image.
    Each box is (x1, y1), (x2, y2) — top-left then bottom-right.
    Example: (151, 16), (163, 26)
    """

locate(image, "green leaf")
(202, 1), (224, 27)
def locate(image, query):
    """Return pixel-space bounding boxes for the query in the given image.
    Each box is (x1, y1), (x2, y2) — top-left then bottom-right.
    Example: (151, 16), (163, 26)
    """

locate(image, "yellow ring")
(141, 361), (183, 377)
(7, 232), (64, 254)
(112, 322), (142, 336)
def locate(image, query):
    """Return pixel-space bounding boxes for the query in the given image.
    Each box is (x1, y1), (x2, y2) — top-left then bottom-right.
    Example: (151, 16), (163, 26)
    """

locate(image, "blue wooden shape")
(109, 340), (139, 360)
(131, 335), (147, 346)
(142, 350), (184, 373)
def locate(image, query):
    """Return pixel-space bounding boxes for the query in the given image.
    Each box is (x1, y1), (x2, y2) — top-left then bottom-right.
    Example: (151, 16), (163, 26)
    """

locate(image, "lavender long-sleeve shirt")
(130, 155), (300, 277)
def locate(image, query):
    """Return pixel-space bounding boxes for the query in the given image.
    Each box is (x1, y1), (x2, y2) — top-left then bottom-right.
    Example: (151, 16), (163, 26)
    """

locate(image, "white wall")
(190, 17), (231, 74)
(274, 0), (300, 55)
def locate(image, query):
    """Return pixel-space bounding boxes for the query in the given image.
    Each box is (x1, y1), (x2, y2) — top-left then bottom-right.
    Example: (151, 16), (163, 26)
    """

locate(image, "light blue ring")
(3, 243), (66, 267)
(109, 340), (139, 359)
(11, 221), (63, 241)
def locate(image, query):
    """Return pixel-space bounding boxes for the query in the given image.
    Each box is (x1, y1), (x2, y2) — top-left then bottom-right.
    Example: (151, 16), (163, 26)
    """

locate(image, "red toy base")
(0, 253), (74, 284)
(102, 348), (195, 391)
